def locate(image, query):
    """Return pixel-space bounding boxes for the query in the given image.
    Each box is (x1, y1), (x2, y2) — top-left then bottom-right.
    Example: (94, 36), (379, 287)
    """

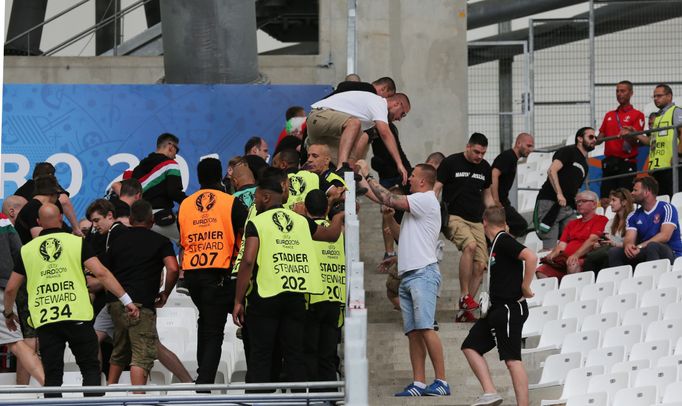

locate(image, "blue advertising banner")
(1, 84), (332, 218)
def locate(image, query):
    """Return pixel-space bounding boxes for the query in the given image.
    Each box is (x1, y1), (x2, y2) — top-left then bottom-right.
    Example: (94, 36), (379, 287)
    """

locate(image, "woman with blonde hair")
(583, 188), (634, 273)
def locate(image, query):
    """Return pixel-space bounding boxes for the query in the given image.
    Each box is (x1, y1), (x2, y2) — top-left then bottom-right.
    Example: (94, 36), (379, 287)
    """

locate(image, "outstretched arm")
(355, 160), (409, 211)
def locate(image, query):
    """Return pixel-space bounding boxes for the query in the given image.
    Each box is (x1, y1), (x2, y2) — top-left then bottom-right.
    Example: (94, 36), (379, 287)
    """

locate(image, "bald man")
(491, 133), (535, 237)
(2, 196), (27, 225)
(4, 203), (139, 397)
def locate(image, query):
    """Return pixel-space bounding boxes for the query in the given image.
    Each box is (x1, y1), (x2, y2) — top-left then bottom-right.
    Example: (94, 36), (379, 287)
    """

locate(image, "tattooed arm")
(356, 160), (410, 212)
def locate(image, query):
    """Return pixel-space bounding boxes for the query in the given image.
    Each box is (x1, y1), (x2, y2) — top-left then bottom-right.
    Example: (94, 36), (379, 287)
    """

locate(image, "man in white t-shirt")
(356, 160), (449, 397)
(308, 91), (411, 184)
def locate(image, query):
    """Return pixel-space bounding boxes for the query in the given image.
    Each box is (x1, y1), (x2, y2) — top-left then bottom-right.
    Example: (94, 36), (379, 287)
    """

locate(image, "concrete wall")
(3, 0), (468, 160)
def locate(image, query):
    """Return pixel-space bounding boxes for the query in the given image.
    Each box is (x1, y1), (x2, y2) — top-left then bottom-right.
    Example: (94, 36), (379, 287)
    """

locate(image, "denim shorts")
(398, 263), (440, 334)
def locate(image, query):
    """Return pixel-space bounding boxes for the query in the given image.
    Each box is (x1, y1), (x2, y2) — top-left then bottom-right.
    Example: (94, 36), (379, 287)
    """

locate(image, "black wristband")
(3, 310), (13, 318)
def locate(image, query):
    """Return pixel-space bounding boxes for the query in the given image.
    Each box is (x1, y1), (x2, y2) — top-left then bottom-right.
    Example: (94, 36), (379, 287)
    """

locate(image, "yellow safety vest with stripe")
(286, 170), (320, 210)
(250, 208), (323, 298)
(309, 219), (346, 304)
(232, 204), (257, 275)
(20, 233), (93, 328)
(649, 105), (679, 170)
(325, 171), (347, 188)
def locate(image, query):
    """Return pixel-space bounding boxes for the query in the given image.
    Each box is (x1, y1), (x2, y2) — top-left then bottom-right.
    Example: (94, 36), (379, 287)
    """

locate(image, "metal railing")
(0, 381), (344, 405)
(4, 0), (152, 56)
(585, 124), (682, 195)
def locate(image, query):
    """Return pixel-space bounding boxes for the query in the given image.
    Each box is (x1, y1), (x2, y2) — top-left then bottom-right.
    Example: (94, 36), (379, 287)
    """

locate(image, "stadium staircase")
(358, 199), (519, 405)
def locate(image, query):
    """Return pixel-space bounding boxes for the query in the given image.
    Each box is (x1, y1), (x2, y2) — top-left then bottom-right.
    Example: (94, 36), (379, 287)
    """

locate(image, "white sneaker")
(472, 393), (503, 406)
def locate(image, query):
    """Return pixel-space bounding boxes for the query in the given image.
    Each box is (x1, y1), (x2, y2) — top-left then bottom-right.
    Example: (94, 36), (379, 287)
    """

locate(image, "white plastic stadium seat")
(640, 287), (678, 312)
(596, 265), (632, 289)
(602, 324), (643, 355)
(663, 302), (682, 320)
(600, 293), (637, 319)
(560, 271), (595, 295)
(657, 194), (671, 203)
(662, 381), (682, 404)
(629, 340), (670, 364)
(527, 277), (558, 308)
(543, 287), (577, 313)
(581, 312), (619, 335)
(646, 319), (682, 346)
(617, 275), (654, 302)
(539, 365), (604, 406)
(673, 256), (682, 272)
(656, 354), (682, 369)
(611, 385), (656, 406)
(634, 259), (671, 285)
(560, 330), (600, 359)
(562, 300), (598, 329)
(633, 366), (676, 402)
(529, 352), (582, 388)
(565, 392), (607, 406)
(523, 305), (559, 338)
(523, 318), (578, 353)
(658, 270), (682, 290)
(579, 281), (616, 309)
(621, 306), (661, 331)
(610, 359), (650, 377)
(585, 346), (626, 371)
(586, 372), (629, 405)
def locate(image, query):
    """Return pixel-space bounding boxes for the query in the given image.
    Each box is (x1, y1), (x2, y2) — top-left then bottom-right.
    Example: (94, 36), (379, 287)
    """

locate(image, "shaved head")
(2, 195), (28, 224)
(38, 203), (63, 230)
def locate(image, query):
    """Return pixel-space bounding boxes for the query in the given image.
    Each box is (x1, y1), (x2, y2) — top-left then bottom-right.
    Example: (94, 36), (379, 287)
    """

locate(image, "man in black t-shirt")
(461, 206), (535, 406)
(534, 127), (596, 249)
(436, 133), (494, 315)
(110, 178), (142, 225)
(104, 200), (179, 388)
(491, 133), (535, 237)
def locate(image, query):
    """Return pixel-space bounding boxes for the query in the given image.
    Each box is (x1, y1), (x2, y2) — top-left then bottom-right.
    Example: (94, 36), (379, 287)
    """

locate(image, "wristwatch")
(637, 244), (643, 250)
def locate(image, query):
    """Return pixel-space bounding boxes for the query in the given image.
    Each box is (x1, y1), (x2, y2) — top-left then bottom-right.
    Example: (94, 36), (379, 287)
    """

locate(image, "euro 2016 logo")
(272, 211), (294, 233)
(195, 192), (216, 212)
(39, 238), (63, 263)
(289, 176), (306, 196)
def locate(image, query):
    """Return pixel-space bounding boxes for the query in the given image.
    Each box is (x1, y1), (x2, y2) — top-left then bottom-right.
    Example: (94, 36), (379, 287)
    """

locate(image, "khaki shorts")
(444, 215), (488, 264)
(109, 302), (158, 372)
(307, 109), (354, 160)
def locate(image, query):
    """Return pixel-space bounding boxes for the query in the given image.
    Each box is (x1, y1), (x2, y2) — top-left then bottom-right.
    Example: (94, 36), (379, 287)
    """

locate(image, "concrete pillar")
(355, 0), (468, 158)
(160, 0), (259, 84)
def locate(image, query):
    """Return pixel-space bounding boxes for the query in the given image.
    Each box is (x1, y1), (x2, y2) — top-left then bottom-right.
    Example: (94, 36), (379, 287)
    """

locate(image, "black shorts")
(461, 300), (528, 361)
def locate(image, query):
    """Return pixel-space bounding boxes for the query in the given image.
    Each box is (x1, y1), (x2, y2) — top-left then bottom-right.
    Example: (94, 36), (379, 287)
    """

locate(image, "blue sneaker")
(394, 383), (425, 397)
(424, 380), (451, 396)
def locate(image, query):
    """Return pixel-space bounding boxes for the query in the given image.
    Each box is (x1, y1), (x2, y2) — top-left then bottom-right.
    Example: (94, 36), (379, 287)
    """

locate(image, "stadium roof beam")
(469, 2), (682, 66)
(468, 0), (586, 30)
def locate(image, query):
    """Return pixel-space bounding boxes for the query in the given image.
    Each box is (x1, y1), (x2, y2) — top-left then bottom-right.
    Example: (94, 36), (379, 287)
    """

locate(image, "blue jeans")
(399, 263), (440, 334)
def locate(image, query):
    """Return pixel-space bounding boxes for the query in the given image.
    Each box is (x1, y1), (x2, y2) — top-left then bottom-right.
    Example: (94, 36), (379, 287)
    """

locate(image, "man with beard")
(491, 133), (535, 237)
(534, 127), (597, 249)
(608, 176), (682, 266)
(435, 133), (494, 320)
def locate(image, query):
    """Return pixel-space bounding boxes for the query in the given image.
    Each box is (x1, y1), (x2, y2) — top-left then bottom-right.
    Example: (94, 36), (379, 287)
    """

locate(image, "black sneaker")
(433, 320), (440, 331)
(337, 162), (362, 182)
(175, 279), (190, 296)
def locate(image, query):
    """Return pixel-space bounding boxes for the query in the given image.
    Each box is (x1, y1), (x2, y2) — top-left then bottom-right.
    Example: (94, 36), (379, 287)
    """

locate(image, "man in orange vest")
(178, 158), (249, 386)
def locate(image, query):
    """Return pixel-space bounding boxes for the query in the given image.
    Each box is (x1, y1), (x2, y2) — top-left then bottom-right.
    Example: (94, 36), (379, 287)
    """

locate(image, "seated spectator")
(536, 191), (608, 280)
(583, 188), (634, 273)
(608, 176), (682, 267)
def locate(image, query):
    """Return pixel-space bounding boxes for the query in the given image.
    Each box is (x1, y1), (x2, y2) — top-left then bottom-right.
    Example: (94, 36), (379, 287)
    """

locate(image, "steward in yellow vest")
(3, 203), (137, 396)
(177, 158), (248, 385)
(648, 84), (682, 197)
(232, 167), (344, 384)
(302, 189), (346, 384)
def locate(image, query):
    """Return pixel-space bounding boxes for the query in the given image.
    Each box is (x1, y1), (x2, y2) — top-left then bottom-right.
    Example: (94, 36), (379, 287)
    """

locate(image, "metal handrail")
(4, 0), (91, 46)
(43, 0), (152, 56)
